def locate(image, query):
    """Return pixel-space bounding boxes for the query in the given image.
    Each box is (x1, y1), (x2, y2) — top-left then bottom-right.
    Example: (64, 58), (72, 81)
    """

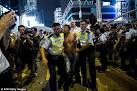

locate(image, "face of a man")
(31, 29), (37, 36)
(53, 25), (61, 35)
(70, 21), (76, 28)
(80, 21), (87, 31)
(18, 27), (25, 35)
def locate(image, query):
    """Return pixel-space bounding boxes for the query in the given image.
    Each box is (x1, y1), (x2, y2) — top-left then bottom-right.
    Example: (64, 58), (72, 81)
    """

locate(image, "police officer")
(76, 20), (97, 91)
(40, 23), (68, 91)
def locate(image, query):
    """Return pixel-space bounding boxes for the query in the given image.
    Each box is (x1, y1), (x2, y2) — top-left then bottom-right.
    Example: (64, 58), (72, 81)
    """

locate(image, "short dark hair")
(80, 19), (88, 24)
(31, 27), (37, 31)
(39, 29), (43, 31)
(18, 25), (25, 30)
(64, 24), (71, 30)
(43, 31), (47, 34)
(52, 23), (60, 27)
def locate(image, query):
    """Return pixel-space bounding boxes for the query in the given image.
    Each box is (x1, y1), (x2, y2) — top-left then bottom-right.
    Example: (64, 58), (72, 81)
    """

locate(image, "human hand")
(42, 57), (48, 65)
(0, 11), (16, 39)
(76, 48), (80, 52)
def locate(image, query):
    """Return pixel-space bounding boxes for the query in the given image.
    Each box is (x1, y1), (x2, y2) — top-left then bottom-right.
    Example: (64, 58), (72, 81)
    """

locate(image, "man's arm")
(26, 35), (34, 47)
(0, 11), (16, 40)
(40, 47), (48, 64)
(39, 38), (51, 64)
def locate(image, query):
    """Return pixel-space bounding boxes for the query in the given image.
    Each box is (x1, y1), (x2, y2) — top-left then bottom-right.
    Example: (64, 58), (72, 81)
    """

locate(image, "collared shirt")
(70, 27), (81, 33)
(41, 35), (51, 50)
(77, 29), (95, 46)
(104, 31), (111, 38)
(40, 34), (51, 49)
(41, 33), (64, 55)
(125, 28), (136, 40)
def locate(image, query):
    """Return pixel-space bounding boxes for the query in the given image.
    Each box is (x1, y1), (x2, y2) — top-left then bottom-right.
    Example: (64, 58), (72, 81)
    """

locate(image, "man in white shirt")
(70, 20), (81, 33)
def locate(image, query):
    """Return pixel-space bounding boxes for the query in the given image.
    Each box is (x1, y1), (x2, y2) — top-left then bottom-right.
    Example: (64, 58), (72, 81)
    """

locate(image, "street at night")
(0, 0), (137, 91)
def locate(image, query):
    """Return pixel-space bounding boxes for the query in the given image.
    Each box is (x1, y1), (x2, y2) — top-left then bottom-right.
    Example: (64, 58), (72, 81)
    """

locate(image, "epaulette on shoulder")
(86, 30), (90, 34)
(47, 33), (53, 38)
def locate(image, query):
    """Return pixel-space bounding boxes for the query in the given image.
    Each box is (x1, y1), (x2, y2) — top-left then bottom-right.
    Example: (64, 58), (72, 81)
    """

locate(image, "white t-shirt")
(125, 28), (135, 40)
(0, 49), (10, 73)
(70, 27), (81, 33)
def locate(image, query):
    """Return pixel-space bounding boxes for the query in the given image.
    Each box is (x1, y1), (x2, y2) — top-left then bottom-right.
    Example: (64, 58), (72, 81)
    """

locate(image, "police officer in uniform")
(76, 20), (97, 91)
(40, 23), (68, 91)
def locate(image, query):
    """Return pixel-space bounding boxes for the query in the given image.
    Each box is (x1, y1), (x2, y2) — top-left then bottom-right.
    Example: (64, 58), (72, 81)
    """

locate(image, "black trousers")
(99, 45), (108, 70)
(75, 46), (96, 88)
(47, 54), (67, 91)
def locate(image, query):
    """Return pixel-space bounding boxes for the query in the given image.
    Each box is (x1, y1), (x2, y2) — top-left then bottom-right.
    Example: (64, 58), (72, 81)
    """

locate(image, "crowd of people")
(0, 10), (137, 91)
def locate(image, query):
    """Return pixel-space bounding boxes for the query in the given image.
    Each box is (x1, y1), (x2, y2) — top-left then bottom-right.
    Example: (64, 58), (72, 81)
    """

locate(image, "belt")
(48, 54), (64, 60)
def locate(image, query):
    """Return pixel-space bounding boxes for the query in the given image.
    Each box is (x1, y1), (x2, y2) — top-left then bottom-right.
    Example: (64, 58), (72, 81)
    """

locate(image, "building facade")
(54, 7), (63, 24)
(101, 1), (116, 21)
(114, 0), (137, 23)
(61, 0), (94, 25)
(61, 0), (117, 25)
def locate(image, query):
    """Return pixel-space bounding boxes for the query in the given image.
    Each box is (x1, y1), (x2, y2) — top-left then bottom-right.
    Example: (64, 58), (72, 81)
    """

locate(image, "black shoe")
(63, 86), (69, 91)
(91, 88), (98, 91)
(83, 82), (88, 87)
(98, 69), (106, 73)
(74, 79), (81, 84)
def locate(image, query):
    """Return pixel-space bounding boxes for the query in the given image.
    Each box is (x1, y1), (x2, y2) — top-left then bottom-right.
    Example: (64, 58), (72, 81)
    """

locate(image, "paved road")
(24, 60), (137, 91)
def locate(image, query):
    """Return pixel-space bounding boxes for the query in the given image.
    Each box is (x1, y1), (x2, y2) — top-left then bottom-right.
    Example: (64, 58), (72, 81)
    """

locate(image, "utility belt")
(48, 53), (64, 60)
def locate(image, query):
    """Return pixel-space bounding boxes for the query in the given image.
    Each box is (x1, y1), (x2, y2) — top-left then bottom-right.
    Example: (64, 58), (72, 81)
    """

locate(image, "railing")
(108, 8), (137, 24)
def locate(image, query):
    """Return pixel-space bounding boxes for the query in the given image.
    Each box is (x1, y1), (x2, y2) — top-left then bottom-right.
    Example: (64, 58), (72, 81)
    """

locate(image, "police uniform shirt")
(77, 29), (94, 46)
(87, 30), (95, 46)
(41, 36), (51, 50)
(41, 33), (64, 55)
(40, 34), (50, 48)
